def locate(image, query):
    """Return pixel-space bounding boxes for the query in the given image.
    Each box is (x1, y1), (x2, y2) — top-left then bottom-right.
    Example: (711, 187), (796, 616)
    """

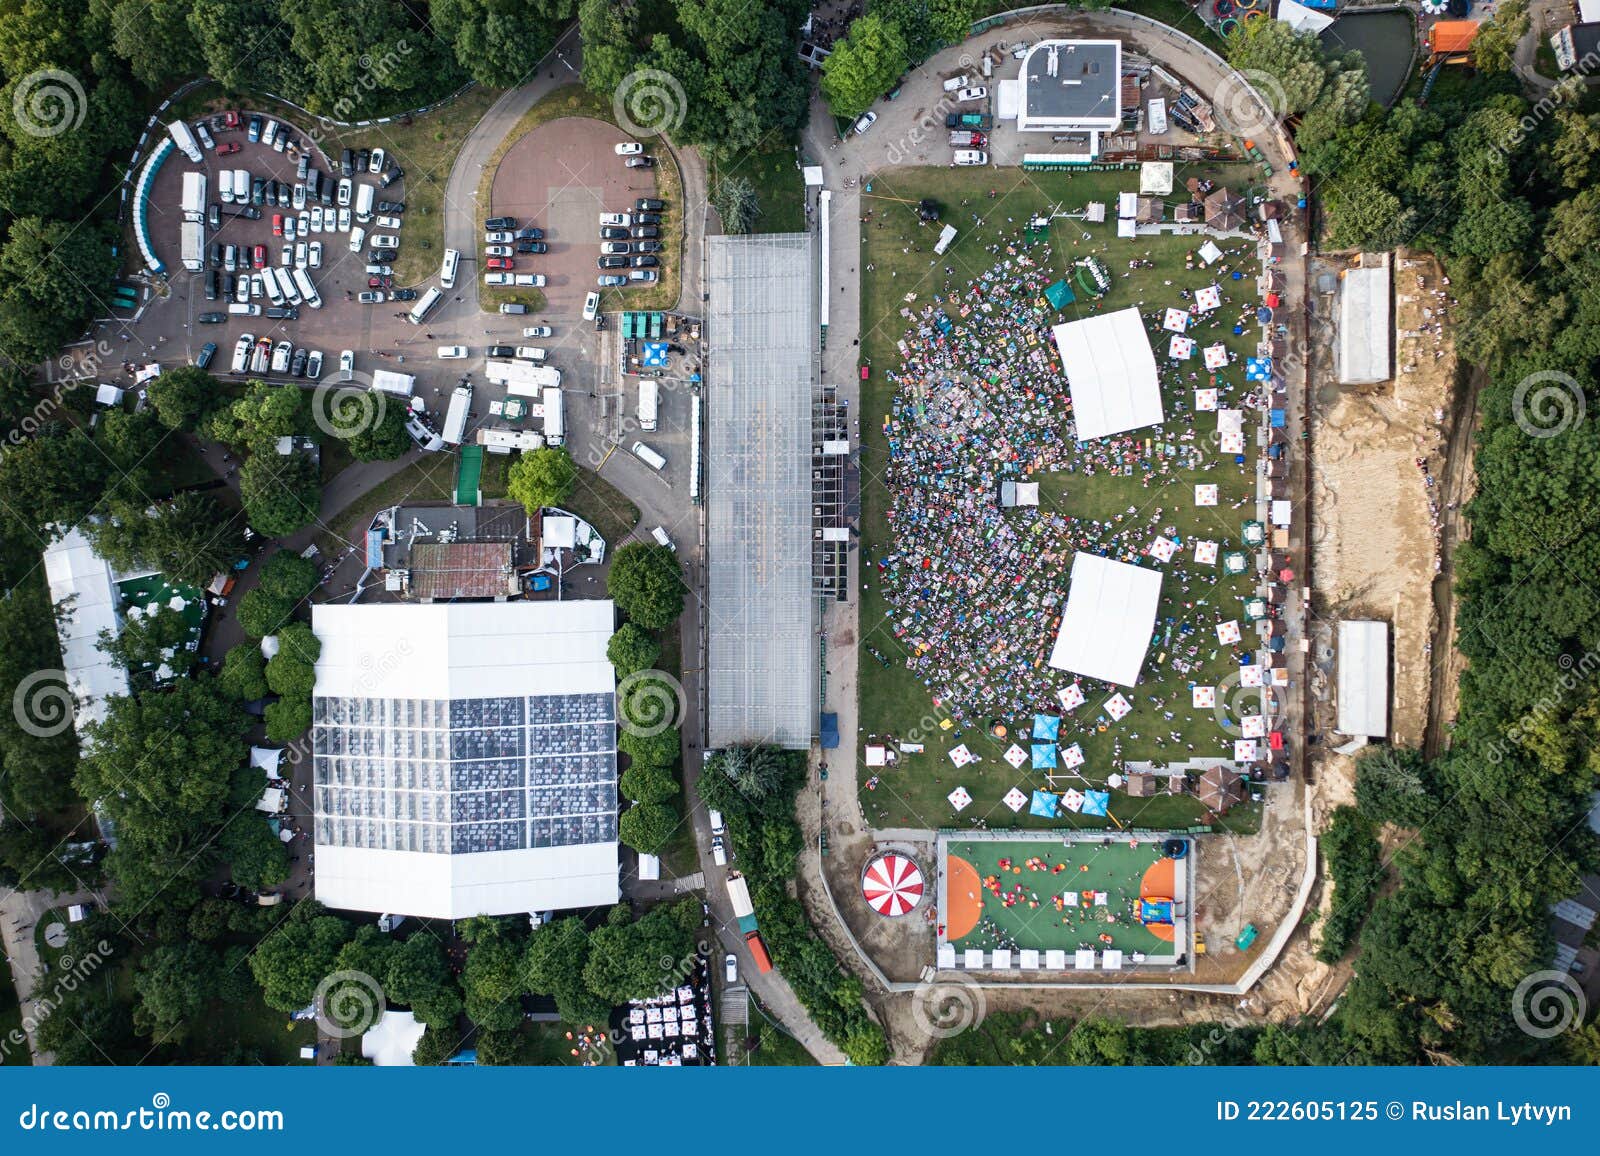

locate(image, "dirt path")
(1425, 361), (1481, 758)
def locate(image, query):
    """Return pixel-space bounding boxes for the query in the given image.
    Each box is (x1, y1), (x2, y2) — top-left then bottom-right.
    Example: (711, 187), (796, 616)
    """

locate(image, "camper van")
(638, 380), (659, 432)
(542, 386), (564, 447)
(442, 384), (472, 446)
(631, 441), (666, 471)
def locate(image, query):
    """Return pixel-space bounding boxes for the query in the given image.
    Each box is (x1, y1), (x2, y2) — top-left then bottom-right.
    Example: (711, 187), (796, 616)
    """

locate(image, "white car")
(598, 212), (631, 228)
(297, 212), (309, 237)
(338, 207), (351, 232)
(629, 269), (659, 284)
(283, 216), (296, 242)
(941, 75), (971, 93)
(484, 230), (513, 244)
(339, 349), (355, 381)
(358, 291), (384, 304)
(514, 346), (546, 361)
(349, 226), (366, 252)
(308, 241), (322, 268)
(614, 141), (643, 155)
(582, 291), (600, 321)
(279, 244), (293, 267)
(310, 206), (323, 232)
(270, 340), (292, 374)
(368, 147), (386, 173)
(370, 234), (399, 249)
(295, 241), (308, 268)
(952, 150), (989, 166)
(514, 274), (545, 287)
(853, 111), (877, 135)
(375, 215), (402, 231)
(484, 272), (513, 286)
(437, 345), (469, 359)
(250, 339), (270, 375)
(234, 276), (249, 303)
(522, 326), (553, 338)
(337, 178), (352, 206)
(601, 241), (630, 256)
(485, 245), (513, 257)
(305, 350), (323, 378)
(231, 334), (254, 374)
(724, 953), (737, 983)
(956, 86), (988, 102)
(292, 182), (306, 211)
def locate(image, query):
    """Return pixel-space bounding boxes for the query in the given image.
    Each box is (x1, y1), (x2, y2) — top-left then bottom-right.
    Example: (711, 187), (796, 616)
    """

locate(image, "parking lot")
(490, 116), (664, 314)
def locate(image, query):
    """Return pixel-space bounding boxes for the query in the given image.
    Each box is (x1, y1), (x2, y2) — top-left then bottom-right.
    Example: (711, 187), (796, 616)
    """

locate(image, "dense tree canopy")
(606, 541), (685, 629)
(507, 445), (576, 513)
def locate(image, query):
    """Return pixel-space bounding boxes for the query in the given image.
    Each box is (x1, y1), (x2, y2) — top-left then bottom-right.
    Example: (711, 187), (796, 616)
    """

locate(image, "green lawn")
(514, 1021), (617, 1066)
(713, 143), (807, 234)
(724, 1015), (819, 1067)
(203, 989), (316, 1064)
(565, 465), (641, 548)
(855, 163), (1266, 835)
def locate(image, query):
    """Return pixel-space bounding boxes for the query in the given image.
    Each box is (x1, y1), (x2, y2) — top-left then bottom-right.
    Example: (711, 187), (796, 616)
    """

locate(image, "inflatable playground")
(937, 831), (1191, 970)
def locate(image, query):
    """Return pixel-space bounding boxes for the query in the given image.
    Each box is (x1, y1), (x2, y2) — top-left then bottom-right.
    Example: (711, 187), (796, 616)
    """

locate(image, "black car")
(275, 181), (290, 207)
(207, 202), (220, 229)
(356, 148), (370, 172)
(370, 248), (398, 264)
(234, 205), (263, 221)
(223, 273), (236, 296)
(196, 342), (217, 370)
(379, 166), (403, 188)
(391, 288), (418, 301)
(250, 178), (266, 206)
(599, 226), (628, 240)
(319, 179), (334, 207)
(340, 148), (354, 177)
(630, 255), (659, 268)
(630, 225), (659, 239)
(378, 200), (405, 213)
(634, 240), (662, 254)
(196, 312), (226, 324)
(514, 227), (544, 240)
(209, 243), (222, 269)
(597, 256), (628, 269)
(204, 270), (218, 300)
(516, 241), (548, 254)
(486, 345), (516, 358)
(485, 216), (517, 231)
(266, 306), (299, 320)
(634, 212), (662, 225)
(290, 347), (308, 377)
(636, 197), (664, 212)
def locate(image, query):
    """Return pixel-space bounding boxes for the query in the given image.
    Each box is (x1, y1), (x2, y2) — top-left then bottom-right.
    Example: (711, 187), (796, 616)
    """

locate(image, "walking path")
(0, 887), (103, 1064)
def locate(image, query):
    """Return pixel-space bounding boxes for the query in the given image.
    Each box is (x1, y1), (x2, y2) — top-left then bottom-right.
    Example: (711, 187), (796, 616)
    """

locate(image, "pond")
(1319, 8), (1419, 107)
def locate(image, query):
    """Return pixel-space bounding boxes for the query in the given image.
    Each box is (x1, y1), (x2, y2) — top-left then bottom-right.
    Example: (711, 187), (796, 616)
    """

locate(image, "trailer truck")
(638, 380), (658, 432)
(725, 872), (773, 974)
(168, 120), (203, 163)
(179, 221), (205, 272)
(542, 386), (564, 447)
(181, 172), (207, 221)
(442, 384), (472, 446)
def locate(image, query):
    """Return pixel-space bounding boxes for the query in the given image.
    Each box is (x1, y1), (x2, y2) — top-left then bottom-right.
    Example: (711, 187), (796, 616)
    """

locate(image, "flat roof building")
(311, 600), (620, 919)
(1017, 41), (1122, 135)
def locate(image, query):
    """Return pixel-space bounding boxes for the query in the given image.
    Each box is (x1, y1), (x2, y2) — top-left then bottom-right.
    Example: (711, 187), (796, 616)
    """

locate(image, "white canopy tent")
(1337, 619), (1390, 738)
(42, 528), (134, 738)
(361, 1010), (426, 1066)
(1048, 553), (1163, 686)
(1278, 0), (1336, 33)
(1051, 308), (1163, 441)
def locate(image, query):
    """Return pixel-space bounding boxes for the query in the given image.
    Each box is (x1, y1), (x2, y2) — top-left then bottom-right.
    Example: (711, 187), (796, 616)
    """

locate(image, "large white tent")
(42, 528), (132, 738)
(1337, 265), (1392, 385)
(1337, 619), (1390, 738)
(1051, 307), (1164, 441)
(1048, 553), (1163, 686)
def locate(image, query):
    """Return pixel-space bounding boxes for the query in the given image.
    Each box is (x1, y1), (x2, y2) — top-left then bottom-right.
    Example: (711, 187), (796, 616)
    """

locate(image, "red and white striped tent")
(861, 852), (925, 917)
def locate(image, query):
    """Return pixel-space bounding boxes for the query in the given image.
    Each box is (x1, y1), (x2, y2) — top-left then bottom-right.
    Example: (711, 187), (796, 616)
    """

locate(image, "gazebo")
(1197, 765), (1248, 814)
(861, 852), (925, 917)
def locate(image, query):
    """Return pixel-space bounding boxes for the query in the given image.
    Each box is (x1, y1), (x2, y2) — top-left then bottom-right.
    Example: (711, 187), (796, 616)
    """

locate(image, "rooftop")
(1018, 40), (1122, 133)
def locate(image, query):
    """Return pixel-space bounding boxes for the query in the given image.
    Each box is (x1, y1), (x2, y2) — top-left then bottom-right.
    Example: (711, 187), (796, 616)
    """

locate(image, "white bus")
(291, 267), (321, 309)
(542, 387), (564, 447)
(440, 248), (460, 289)
(407, 286), (443, 325)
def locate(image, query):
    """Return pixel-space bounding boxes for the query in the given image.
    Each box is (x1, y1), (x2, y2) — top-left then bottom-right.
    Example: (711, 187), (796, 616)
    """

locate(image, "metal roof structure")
(705, 233), (817, 749)
(311, 601), (620, 918)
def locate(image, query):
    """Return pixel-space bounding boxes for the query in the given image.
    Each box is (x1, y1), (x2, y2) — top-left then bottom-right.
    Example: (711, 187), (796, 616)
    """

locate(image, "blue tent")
(641, 341), (668, 367)
(820, 713), (840, 750)
(1029, 790), (1059, 818)
(1031, 743), (1057, 770)
(1245, 356), (1272, 381)
(1032, 713), (1061, 741)
(1270, 408), (1287, 428)
(1082, 789), (1111, 817)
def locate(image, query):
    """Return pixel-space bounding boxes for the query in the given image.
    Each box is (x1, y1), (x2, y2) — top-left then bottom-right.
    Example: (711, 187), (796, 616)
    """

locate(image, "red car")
(485, 256), (514, 271)
(272, 214), (284, 237)
(217, 141), (240, 155)
(221, 111), (239, 129)
(251, 245), (266, 270)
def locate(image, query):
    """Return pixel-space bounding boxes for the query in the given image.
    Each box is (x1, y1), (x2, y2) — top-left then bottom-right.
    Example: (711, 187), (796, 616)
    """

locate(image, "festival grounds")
(941, 834), (1183, 957)
(856, 163), (1268, 835)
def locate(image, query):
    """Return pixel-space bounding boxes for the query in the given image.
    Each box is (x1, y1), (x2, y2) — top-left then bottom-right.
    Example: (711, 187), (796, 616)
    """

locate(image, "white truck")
(181, 172), (207, 222)
(638, 380), (658, 432)
(542, 386), (564, 447)
(168, 119), (202, 163)
(485, 359), (562, 396)
(179, 221), (205, 271)
(354, 182), (374, 223)
(442, 384), (472, 446)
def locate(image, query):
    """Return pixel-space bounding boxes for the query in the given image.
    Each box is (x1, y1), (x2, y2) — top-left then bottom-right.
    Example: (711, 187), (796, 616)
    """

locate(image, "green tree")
(606, 541), (685, 629)
(507, 445), (577, 513)
(218, 643), (269, 702)
(606, 622), (661, 677)
(342, 401), (411, 462)
(208, 380), (306, 449)
(219, 816), (290, 891)
(577, 0), (639, 98)
(264, 696), (313, 742)
(239, 449), (320, 537)
(876, 0), (977, 64)
(525, 916), (611, 1025)
(619, 726), (680, 768)
(1471, 0), (1528, 74)
(431, 0), (575, 87)
(581, 902), (694, 1006)
(712, 175), (760, 234)
(385, 934), (463, 1030)
(0, 423), (107, 538)
(96, 605), (197, 688)
(618, 762), (679, 804)
(820, 13), (908, 121)
(461, 926), (528, 1032)
(0, 218), (120, 365)
(248, 901), (353, 1012)
(617, 801), (677, 855)
(147, 365), (216, 430)
(85, 493), (245, 587)
(265, 652), (316, 699)
(100, 0), (204, 88)
(132, 942), (219, 1041)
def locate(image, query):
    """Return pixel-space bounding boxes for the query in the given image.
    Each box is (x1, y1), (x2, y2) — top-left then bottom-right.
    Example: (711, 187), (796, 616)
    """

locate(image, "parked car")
(485, 245), (513, 257)
(295, 241), (308, 268)
(485, 216), (517, 230)
(265, 306), (298, 320)
(514, 227), (543, 240)
(370, 248), (398, 264)
(724, 954), (737, 983)
(628, 269), (659, 284)
(853, 111), (877, 135)
(358, 291), (384, 304)
(279, 244), (293, 267)
(305, 350), (323, 378)
(230, 335), (253, 373)
(522, 325), (553, 338)
(207, 202), (220, 229)
(597, 274), (626, 287)
(247, 115), (262, 142)
(598, 256), (628, 269)
(631, 255), (659, 268)
(599, 212), (631, 227)
(375, 215), (402, 231)
(952, 149), (989, 166)
(339, 349), (355, 380)
(516, 241), (548, 254)
(337, 207), (351, 231)
(272, 214), (285, 238)
(368, 147), (386, 174)
(270, 340), (292, 374)
(636, 198), (664, 212)
(196, 342), (217, 370)
(486, 256), (514, 270)
(484, 272), (513, 286)
(956, 86), (988, 102)
(378, 166), (402, 188)
(308, 241), (322, 268)
(484, 230), (513, 244)
(378, 200), (405, 214)
(310, 205), (323, 232)
(614, 141), (643, 155)
(514, 346), (546, 361)
(437, 346), (469, 359)
(634, 240), (662, 254)
(251, 337), (271, 374)
(630, 225), (659, 239)
(349, 227), (366, 252)
(625, 155), (655, 169)
(499, 303), (528, 315)
(599, 226), (629, 240)
(635, 212), (662, 225)
(485, 345), (515, 359)
(514, 274), (545, 287)
(292, 182), (306, 211)
(217, 141), (240, 155)
(197, 311), (227, 324)
(370, 234), (400, 249)
(356, 147), (369, 172)
(290, 347), (308, 377)
(251, 244), (266, 269)
(600, 242), (630, 256)
(337, 178), (352, 207)
(392, 288), (417, 301)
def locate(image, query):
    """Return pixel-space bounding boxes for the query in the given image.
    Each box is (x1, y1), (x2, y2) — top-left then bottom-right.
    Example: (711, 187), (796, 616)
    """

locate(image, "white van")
(261, 268), (285, 307)
(708, 809), (725, 835)
(514, 273), (545, 287)
(261, 119), (278, 148)
(348, 226), (366, 253)
(219, 170), (235, 204)
(441, 247), (460, 289)
(354, 182), (375, 223)
(631, 441), (666, 471)
(226, 302), (261, 316)
(278, 267), (303, 306)
(292, 267), (321, 309)
(651, 526), (675, 552)
(952, 149), (989, 166)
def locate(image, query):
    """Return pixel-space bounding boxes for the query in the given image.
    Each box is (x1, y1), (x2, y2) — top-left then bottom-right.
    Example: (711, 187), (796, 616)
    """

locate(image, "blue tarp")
(1270, 409), (1287, 428)
(1082, 789), (1111, 817)
(1246, 356), (1273, 381)
(641, 341), (668, 367)
(1031, 743), (1057, 770)
(1029, 790), (1059, 818)
(820, 713), (840, 749)
(1032, 713), (1060, 740)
